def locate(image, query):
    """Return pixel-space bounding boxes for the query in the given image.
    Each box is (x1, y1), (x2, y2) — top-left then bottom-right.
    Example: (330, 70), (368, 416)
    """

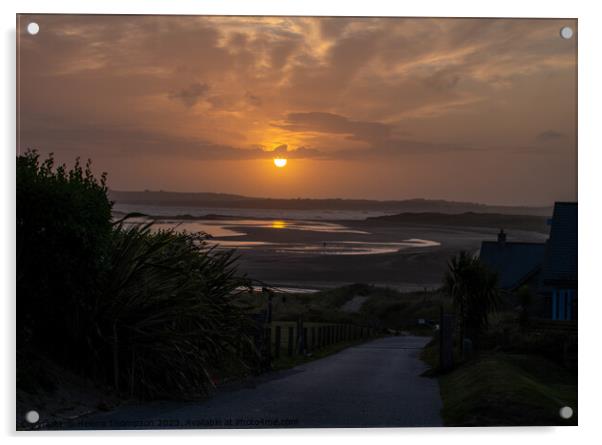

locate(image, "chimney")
(497, 229), (507, 246)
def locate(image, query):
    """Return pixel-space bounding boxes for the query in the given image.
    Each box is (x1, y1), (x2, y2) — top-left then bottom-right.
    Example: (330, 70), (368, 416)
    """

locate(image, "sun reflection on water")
(271, 220), (287, 229)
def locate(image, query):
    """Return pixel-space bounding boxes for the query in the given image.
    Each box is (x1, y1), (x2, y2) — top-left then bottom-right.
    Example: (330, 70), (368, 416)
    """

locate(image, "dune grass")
(236, 283), (449, 333)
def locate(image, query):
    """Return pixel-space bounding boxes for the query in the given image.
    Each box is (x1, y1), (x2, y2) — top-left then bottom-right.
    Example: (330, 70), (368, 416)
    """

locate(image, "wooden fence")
(258, 320), (378, 365)
(525, 318), (578, 334)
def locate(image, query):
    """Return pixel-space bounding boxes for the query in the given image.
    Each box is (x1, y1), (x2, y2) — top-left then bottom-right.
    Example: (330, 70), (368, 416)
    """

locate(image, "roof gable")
(480, 241), (545, 289)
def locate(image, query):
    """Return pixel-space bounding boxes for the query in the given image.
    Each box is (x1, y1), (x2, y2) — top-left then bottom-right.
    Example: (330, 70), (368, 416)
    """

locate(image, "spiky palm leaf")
(91, 222), (258, 399)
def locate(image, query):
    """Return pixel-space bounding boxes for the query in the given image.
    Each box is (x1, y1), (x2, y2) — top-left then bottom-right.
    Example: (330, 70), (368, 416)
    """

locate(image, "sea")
(112, 202), (440, 257)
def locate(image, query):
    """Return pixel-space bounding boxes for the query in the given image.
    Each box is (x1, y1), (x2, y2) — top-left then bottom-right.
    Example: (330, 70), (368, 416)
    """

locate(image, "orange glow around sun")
(273, 158), (287, 168)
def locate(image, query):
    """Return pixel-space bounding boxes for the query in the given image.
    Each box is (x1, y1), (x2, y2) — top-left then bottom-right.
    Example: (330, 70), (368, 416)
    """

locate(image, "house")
(539, 202), (577, 320)
(478, 202), (577, 320)
(479, 229), (546, 291)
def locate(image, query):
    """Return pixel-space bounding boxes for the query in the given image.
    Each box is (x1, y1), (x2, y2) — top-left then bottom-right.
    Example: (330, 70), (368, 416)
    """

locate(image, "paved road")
(73, 336), (442, 429)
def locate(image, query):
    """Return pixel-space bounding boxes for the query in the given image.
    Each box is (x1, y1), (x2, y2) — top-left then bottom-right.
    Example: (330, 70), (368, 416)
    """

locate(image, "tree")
(443, 251), (500, 351)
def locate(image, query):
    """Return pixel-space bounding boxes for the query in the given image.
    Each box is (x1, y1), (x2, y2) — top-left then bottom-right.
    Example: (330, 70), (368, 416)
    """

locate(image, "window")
(552, 289), (575, 320)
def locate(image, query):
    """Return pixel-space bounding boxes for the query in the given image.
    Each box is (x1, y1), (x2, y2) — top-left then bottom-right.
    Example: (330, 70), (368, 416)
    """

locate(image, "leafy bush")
(17, 151), (258, 399)
(479, 316), (577, 366)
(17, 150), (112, 364)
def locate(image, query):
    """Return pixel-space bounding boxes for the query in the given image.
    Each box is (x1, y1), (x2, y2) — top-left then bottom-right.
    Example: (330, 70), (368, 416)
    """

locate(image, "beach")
(115, 204), (549, 292)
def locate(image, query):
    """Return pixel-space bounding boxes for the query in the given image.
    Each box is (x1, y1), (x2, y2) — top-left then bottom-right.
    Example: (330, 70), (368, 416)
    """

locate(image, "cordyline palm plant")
(90, 221), (259, 399)
(443, 251), (500, 351)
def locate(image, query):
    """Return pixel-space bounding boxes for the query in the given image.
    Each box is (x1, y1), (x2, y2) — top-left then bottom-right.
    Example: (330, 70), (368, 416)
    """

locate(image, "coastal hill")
(109, 190), (552, 216)
(364, 212), (550, 234)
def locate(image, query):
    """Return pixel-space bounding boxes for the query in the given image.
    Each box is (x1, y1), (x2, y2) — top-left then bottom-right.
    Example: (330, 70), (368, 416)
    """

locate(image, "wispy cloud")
(17, 15), (577, 203)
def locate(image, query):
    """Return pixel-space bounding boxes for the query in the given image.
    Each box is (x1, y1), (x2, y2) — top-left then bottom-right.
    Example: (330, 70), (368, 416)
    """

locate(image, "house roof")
(541, 202), (577, 287)
(480, 241), (546, 289)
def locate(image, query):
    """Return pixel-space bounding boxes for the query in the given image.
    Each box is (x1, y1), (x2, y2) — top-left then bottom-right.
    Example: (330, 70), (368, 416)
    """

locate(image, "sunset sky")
(17, 15), (577, 206)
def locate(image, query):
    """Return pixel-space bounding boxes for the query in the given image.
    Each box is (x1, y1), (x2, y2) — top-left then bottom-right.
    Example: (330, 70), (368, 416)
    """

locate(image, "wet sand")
(125, 214), (548, 291)
(212, 220), (548, 292)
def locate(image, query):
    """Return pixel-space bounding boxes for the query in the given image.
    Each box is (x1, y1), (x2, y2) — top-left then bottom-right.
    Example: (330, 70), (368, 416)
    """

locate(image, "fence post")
(439, 310), (455, 372)
(297, 318), (305, 355)
(264, 327), (272, 370)
(317, 326), (321, 348)
(274, 325), (281, 359)
(303, 327), (308, 353)
(288, 326), (294, 356)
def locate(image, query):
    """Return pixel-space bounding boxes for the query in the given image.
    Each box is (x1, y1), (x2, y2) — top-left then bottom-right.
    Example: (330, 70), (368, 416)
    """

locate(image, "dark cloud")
(270, 144), (288, 155)
(245, 91), (262, 107)
(168, 82), (210, 107)
(19, 113), (328, 161)
(273, 112), (392, 145)
(536, 130), (568, 143)
(266, 144), (325, 159)
(422, 68), (461, 92)
(272, 111), (471, 157)
(319, 18), (350, 39)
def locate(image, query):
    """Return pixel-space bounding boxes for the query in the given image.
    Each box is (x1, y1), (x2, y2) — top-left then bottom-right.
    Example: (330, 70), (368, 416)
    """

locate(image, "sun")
(273, 158), (287, 168)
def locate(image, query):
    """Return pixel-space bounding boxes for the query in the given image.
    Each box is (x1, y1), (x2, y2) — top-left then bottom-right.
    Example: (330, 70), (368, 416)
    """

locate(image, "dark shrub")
(17, 150), (112, 368)
(93, 223), (257, 398)
(17, 151), (258, 398)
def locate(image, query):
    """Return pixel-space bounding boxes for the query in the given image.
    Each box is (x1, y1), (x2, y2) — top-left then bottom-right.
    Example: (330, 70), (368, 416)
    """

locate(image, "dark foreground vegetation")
(422, 343), (577, 426)
(16, 151), (576, 428)
(17, 151), (260, 409)
(420, 252), (578, 426)
(235, 283), (448, 334)
(421, 326), (577, 426)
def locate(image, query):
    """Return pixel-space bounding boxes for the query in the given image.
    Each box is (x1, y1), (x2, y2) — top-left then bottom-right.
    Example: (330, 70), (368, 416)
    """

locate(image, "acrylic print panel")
(16, 15), (577, 430)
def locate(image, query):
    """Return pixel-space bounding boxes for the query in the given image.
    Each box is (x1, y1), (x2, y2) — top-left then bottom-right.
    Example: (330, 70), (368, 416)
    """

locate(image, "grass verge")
(421, 342), (577, 426)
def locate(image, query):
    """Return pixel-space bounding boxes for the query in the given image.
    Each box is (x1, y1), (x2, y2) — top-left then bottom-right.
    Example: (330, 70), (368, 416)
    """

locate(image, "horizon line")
(108, 189), (562, 209)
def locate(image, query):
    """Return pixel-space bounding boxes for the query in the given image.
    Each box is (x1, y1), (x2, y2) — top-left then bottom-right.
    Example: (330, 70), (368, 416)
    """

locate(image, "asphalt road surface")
(71, 336), (442, 429)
